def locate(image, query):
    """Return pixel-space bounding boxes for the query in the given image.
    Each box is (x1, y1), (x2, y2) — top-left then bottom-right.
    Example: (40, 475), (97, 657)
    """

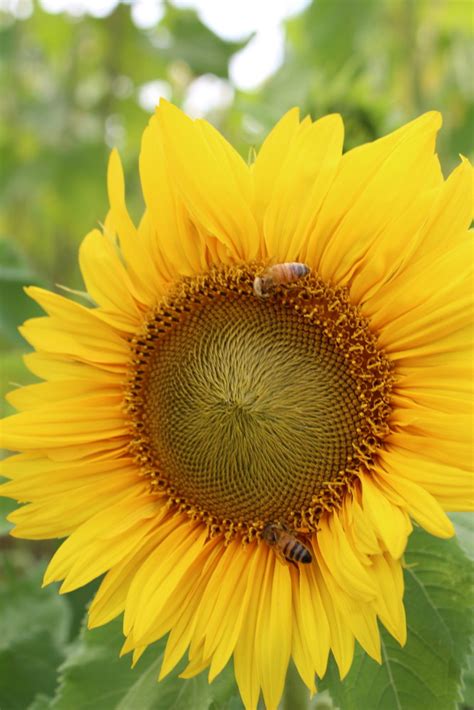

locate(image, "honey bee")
(253, 262), (310, 297)
(262, 521), (312, 566)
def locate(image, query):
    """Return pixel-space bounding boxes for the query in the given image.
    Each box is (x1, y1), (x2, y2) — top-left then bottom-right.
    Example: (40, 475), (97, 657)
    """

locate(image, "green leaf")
(320, 527), (473, 710)
(0, 561), (72, 710)
(28, 694), (55, 710)
(51, 616), (241, 710)
(461, 653), (474, 708)
(450, 512), (474, 561)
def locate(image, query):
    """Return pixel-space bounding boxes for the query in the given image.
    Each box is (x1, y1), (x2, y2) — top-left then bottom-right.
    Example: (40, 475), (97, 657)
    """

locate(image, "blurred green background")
(0, 2), (473, 708)
(0, 0), (473, 416)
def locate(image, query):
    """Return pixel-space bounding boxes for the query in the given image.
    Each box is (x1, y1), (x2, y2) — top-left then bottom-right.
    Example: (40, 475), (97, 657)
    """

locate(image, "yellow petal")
(25, 286), (130, 336)
(291, 610), (317, 694)
(371, 553), (406, 646)
(88, 528), (167, 628)
(299, 560), (330, 677)
(316, 545), (381, 663)
(359, 474), (410, 559)
(385, 323), (472, 366)
(207, 550), (259, 681)
(0, 451), (93, 480)
(1, 395), (126, 451)
(350, 184), (438, 304)
(79, 229), (145, 323)
(179, 643), (211, 679)
(157, 100), (259, 262)
(343, 496), (381, 558)
(159, 543), (223, 680)
(140, 119), (208, 276)
(376, 469), (455, 538)
(255, 553), (292, 710)
(43, 493), (159, 585)
(60, 514), (157, 593)
(415, 156), (473, 256)
(387, 429), (471, 470)
(191, 539), (237, 653)
(312, 550), (355, 679)
(379, 446), (474, 510)
(3, 468), (141, 539)
(23, 352), (122, 383)
(21, 287), (131, 370)
(107, 149), (158, 304)
(256, 112), (344, 262)
(233, 545), (267, 710)
(392, 389), (473, 415)
(199, 542), (259, 678)
(309, 112), (442, 282)
(365, 233), (472, 335)
(124, 522), (206, 641)
(396, 359), (474, 397)
(317, 512), (379, 600)
(291, 572), (318, 693)
(6, 379), (117, 411)
(252, 108), (300, 228)
(391, 405), (472, 446)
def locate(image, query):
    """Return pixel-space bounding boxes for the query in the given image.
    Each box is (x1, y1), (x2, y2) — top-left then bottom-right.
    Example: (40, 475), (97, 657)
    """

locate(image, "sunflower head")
(1, 101), (472, 710)
(126, 261), (394, 542)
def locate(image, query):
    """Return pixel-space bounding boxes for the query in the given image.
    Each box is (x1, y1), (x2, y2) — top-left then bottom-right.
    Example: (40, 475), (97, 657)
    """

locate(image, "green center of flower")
(127, 265), (393, 540)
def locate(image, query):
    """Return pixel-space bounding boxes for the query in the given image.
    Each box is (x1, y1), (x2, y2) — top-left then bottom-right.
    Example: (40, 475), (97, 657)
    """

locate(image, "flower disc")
(128, 266), (393, 536)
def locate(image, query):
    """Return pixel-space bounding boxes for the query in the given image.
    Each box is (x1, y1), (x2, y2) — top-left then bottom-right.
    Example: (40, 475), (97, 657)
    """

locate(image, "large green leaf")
(450, 512), (474, 561)
(320, 527), (473, 709)
(461, 653), (474, 709)
(50, 616), (241, 710)
(0, 562), (71, 710)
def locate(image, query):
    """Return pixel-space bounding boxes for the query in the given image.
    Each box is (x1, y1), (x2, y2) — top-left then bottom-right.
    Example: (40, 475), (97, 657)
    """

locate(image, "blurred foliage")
(261, 0), (474, 159)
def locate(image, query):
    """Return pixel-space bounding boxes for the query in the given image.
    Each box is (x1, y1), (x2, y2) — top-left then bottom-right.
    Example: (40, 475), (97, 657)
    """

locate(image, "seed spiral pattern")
(126, 265), (394, 541)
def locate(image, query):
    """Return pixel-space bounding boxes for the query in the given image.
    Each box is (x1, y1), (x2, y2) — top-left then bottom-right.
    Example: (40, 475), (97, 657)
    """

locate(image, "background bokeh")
(0, 2), (473, 708)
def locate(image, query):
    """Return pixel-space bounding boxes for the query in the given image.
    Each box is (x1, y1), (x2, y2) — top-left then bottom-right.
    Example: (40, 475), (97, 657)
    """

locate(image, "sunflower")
(1, 101), (473, 710)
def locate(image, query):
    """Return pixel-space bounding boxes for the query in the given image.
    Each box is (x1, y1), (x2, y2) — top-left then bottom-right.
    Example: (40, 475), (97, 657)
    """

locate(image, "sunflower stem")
(282, 662), (311, 710)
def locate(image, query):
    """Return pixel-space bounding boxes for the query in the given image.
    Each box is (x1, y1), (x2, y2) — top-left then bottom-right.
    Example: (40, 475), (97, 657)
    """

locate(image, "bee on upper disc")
(262, 521), (312, 567)
(253, 262), (310, 298)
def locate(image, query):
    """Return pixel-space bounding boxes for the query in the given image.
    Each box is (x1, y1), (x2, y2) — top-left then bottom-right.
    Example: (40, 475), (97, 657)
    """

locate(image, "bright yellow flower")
(1, 102), (473, 710)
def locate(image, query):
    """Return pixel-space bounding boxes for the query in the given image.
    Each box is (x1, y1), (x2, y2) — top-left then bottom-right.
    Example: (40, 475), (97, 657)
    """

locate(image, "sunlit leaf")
(450, 512), (474, 561)
(320, 527), (473, 710)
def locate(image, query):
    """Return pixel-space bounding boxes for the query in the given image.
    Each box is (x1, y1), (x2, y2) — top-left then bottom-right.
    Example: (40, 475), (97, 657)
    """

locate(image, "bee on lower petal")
(262, 521), (312, 566)
(253, 262), (310, 298)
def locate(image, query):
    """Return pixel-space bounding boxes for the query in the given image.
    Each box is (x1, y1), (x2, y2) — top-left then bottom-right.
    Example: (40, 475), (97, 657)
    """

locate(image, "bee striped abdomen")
(286, 540), (312, 564)
(262, 521), (312, 566)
